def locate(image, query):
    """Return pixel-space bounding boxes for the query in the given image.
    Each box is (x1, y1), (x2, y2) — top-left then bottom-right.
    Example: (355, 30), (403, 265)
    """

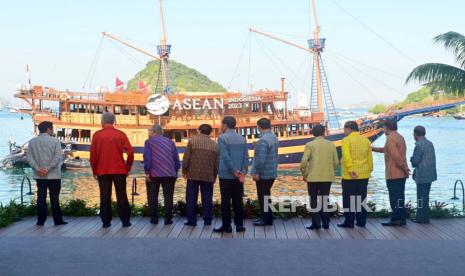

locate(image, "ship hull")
(66, 127), (384, 164)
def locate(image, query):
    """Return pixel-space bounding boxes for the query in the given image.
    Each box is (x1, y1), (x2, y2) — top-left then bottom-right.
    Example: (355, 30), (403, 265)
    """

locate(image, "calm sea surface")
(1, 110), (464, 209)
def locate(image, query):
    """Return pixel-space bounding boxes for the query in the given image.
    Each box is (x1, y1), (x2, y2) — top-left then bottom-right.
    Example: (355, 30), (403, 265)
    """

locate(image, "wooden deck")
(1, 216), (465, 240)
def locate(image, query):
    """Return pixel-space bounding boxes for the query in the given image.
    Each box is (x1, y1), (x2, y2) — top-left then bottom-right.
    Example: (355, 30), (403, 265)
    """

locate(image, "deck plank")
(243, 219), (254, 239)
(167, 217), (186, 238)
(301, 218), (321, 239)
(273, 219), (287, 239)
(283, 219), (298, 239)
(156, 217), (179, 238)
(264, 224), (276, 239)
(292, 218), (309, 239)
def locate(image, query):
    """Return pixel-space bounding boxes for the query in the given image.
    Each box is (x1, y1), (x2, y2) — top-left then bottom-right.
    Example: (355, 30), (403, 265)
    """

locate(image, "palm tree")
(406, 31), (465, 95)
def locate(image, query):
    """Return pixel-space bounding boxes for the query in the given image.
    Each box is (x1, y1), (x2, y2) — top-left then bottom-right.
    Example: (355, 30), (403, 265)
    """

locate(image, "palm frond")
(405, 63), (465, 95)
(434, 32), (465, 69)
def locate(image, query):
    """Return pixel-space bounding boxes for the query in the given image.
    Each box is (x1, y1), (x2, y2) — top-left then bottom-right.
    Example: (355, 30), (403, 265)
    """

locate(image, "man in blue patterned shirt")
(143, 125), (180, 225)
(214, 116), (249, 233)
(251, 118), (279, 226)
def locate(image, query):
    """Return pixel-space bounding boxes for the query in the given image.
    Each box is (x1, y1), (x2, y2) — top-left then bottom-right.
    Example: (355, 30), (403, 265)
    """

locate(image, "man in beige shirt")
(373, 119), (409, 227)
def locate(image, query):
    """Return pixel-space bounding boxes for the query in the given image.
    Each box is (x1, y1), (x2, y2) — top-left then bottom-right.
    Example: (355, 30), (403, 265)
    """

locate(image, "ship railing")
(451, 179), (465, 213)
(20, 175), (34, 206)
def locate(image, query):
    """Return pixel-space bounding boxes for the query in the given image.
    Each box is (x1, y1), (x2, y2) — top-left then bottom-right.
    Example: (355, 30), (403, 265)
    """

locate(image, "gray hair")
(149, 124), (163, 135)
(101, 112), (116, 125)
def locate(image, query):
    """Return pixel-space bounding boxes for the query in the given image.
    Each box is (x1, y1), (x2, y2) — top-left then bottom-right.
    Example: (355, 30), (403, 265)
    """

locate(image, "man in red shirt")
(90, 112), (134, 228)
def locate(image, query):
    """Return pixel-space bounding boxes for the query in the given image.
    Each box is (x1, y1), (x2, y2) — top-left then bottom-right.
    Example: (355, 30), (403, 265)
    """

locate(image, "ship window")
(114, 106), (122, 115)
(262, 104), (268, 112)
(139, 107), (147, 115)
(130, 106), (137, 115)
(252, 103), (260, 113)
(96, 106), (103, 114)
(78, 105), (85, 113)
(122, 106), (130, 115)
(174, 132), (182, 143)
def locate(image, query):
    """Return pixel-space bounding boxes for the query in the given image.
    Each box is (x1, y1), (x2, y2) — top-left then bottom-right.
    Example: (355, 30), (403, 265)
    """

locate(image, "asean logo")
(146, 94), (170, 116)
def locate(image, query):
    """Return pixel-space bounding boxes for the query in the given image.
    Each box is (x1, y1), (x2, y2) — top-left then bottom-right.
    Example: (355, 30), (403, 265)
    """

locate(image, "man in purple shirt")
(143, 125), (181, 225)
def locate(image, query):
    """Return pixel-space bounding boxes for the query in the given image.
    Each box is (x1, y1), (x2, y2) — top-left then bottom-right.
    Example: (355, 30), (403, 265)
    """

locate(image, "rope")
(82, 35), (104, 89)
(326, 49), (405, 80)
(252, 34), (304, 95)
(227, 33), (251, 90)
(328, 0), (417, 65)
(328, 52), (406, 97)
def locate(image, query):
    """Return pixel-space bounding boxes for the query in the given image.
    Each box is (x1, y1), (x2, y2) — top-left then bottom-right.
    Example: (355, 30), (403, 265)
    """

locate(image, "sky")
(0, 0), (463, 107)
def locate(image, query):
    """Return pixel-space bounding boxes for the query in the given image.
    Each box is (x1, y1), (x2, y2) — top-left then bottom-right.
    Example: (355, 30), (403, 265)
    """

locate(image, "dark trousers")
(219, 179), (244, 227)
(386, 178), (406, 222)
(416, 182), (432, 223)
(307, 182), (332, 227)
(97, 174), (131, 225)
(342, 179), (369, 226)
(255, 179), (275, 223)
(186, 180), (214, 223)
(146, 177), (176, 221)
(36, 179), (64, 224)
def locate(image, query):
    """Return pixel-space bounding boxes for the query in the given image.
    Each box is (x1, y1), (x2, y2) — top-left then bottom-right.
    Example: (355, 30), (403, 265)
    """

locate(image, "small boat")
(64, 157), (91, 170)
(453, 113), (465, 120)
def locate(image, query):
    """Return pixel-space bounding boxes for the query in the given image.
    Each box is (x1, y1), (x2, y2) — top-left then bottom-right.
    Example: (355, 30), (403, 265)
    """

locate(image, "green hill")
(127, 60), (226, 93)
(369, 87), (435, 114)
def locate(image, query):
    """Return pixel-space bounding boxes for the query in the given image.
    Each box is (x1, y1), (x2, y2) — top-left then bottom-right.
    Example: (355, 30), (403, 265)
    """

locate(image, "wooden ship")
(13, 0), (465, 164)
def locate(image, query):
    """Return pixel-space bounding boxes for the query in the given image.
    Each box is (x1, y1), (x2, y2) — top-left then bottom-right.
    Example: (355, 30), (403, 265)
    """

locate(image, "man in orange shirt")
(373, 119), (409, 226)
(90, 112), (134, 228)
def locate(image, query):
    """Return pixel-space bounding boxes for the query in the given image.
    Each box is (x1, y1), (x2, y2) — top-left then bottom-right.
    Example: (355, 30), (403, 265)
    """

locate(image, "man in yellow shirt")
(300, 124), (339, 230)
(339, 121), (373, 228)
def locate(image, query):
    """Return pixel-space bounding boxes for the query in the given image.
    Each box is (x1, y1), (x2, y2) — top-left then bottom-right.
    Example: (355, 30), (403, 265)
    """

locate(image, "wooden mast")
(311, 0), (324, 113)
(158, 0), (171, 94)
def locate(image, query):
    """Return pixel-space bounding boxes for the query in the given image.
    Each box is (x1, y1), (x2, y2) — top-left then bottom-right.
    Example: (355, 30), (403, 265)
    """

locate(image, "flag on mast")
(137, 80), (146, 91)
(115, 76), (125, 92)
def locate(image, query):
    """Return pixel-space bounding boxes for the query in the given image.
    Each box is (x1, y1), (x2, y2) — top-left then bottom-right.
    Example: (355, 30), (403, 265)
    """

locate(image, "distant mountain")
(127, 60), (226, 93)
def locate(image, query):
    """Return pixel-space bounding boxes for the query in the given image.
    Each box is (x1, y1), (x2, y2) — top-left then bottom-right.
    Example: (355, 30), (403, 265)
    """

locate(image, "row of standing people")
(26, 113), (436, 232)
(300, 119), (436, 230)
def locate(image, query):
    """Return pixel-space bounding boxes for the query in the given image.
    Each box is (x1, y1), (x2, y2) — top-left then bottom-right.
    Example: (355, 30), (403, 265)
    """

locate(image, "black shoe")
(150, 218), (159, 224)
(213, 225), (233, 233)
(306, 224), (321, 230)
(164, 219), (173, 225)
(204, 220), (212, 226)
(322, 224), (330, 229)
(252, 218), (262, 223)
(54, 221), (68, 226)
(184, 221), (197, 227)
(102, 223), (111, 228)
(122, 222), (132, 228)
(36, 222), (45, 226)
(337, 223), (354, 228)
(412, 219), (430, 224)
(382, 221), (402, 227)
(236, 226), (246, 232)
(355, 223), (366, 227)
(253, 220), (273, 226)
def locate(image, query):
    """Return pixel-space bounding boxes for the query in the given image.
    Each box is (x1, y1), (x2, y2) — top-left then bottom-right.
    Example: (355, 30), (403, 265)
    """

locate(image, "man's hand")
(38, 168), (48, 177)
(252, 174), (260, 181)
(183, 173), (187, 180)
(93, 175), (98, 180)
(302, 176), (306, 182)
(145, 174), (151, 183)
(350, 171), (358, 179)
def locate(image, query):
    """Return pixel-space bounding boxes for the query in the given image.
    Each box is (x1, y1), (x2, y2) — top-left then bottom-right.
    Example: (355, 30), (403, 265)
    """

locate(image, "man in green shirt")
(300, 124), (339, 229)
